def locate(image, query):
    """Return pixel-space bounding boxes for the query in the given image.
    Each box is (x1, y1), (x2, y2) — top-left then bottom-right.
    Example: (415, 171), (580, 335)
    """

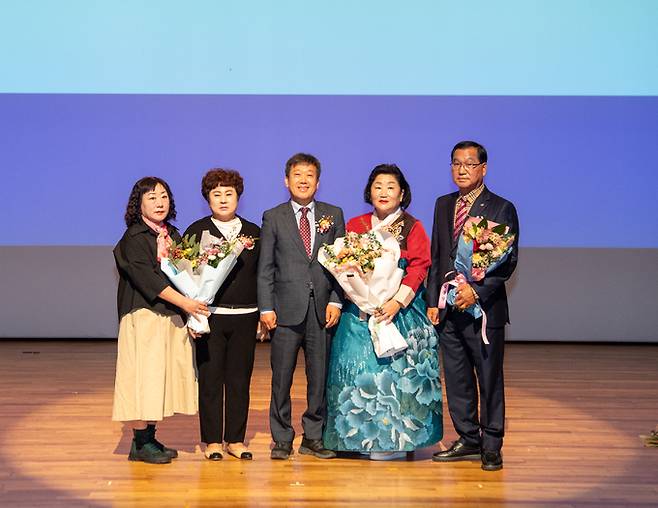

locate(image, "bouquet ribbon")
(438, 272), (490, 345)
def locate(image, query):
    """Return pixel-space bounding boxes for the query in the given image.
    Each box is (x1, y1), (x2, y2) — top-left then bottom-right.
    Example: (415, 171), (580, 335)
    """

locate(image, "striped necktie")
(299, 207), (312, 257)
(453, 197), (469, 242)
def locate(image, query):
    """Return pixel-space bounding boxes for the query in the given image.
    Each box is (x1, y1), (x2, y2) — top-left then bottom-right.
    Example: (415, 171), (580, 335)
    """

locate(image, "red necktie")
(299, 207), (312, 257)
(453, 197), (469, 242)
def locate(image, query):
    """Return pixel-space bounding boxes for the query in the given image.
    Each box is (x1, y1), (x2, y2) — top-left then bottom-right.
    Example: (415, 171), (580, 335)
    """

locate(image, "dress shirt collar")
(290, 199), (316, 215)
(459, 183), (485, 205)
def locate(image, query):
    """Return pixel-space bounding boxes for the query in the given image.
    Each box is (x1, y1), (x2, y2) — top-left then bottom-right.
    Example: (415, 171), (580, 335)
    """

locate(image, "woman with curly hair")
(112, 176), (208, 464)
(184, 168), (261, 461)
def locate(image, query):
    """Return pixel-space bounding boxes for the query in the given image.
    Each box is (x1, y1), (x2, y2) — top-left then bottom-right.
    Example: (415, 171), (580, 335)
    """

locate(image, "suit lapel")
(311, 202), (324, 259)
(447, 193), (459, 256)
(447, 193), (458, 241)
(470, 187), (491, 220)
(282, 202), (310, 258)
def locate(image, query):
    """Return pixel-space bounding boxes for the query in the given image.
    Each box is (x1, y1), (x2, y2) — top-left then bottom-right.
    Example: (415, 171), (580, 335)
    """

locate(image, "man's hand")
(325, 305), (341, 328)
(426, 307), (440, 325)
(375, 300), (401, 324)
(256, 321), (270, 342)
(455, 283), (477, 310)
(260, 311), (277, 331)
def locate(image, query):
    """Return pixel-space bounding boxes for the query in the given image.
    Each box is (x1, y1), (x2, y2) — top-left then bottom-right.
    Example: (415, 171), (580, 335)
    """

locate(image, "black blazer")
(113, 220), (183, 320)
(184, 216), (260, 307)
(426, 187), (519, 328)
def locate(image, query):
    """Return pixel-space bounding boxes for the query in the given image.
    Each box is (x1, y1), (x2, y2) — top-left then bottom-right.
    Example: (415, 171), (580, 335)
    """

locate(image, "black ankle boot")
(128, 428), (171, 464)
(146, 424), (178, 459)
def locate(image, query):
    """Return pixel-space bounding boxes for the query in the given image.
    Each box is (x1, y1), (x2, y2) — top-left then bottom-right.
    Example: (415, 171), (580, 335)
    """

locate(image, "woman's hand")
(188, 328), (203, 339)
(158, 287), (209, 320)
(181, 298), (209, 320)
(375, 299), (401, 323)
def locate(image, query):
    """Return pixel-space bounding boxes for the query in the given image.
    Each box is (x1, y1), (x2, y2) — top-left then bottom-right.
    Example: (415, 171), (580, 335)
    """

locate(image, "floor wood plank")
(0, 341), (656, 507)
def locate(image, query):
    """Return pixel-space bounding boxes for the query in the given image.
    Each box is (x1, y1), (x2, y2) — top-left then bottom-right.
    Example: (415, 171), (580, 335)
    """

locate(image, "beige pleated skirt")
(112, 308), (198, 421)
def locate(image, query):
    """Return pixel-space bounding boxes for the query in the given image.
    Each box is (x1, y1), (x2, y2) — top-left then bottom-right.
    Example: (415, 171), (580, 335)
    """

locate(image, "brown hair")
(201, 168), (244, 201)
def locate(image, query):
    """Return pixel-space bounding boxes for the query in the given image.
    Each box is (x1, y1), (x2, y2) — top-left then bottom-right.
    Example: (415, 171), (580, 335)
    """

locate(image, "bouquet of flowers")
(319, 230), (407, 358)
(439, 216), (515, 344)
(160, 230), (254, 333)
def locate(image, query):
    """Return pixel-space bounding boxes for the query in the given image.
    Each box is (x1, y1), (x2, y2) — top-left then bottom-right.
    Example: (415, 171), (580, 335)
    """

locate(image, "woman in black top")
(113, 176), (208, 464)
(185, 169), (261, 460)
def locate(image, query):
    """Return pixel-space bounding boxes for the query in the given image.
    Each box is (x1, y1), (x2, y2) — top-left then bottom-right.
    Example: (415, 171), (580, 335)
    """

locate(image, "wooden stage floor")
(0, 340), (656, 507)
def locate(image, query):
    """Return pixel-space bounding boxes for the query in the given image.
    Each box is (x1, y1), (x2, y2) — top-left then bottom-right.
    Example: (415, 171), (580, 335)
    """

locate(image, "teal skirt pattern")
(323, 285), (442, 452)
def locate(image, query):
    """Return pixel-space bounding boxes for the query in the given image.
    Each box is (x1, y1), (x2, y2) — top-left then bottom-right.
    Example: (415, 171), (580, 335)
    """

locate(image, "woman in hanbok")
(323, 164), (442, 460)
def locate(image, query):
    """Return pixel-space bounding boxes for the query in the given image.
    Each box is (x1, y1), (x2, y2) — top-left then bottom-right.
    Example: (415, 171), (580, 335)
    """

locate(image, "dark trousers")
(440, 308), (506, 452)
(195, 312), (258, 444)
(269, 296), (329, 442)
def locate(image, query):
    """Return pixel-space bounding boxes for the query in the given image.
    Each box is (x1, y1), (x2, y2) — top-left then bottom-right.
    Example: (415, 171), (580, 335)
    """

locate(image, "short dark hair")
(201, 168), (244, 201)
(285, 153), (321, 178)
(124, 176), (177, 226)
(451, 140), (488, 163)
(363, 163), (412, 209)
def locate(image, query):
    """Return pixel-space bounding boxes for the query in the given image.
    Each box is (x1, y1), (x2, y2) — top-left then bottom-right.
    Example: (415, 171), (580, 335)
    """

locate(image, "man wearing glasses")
(426, 140), (519, 471)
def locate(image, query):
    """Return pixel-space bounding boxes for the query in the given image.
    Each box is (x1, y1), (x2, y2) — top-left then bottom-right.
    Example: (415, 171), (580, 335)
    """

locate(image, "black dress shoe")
(298, 437), (336, 459)
(481, 450), (503, 471)
(205, 451), (223, 461)
(432, 440), (480, 462)
(271, 441), (293, 460)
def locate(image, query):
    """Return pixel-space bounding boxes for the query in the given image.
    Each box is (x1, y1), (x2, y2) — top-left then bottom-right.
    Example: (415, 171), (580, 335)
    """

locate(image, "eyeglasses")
(451, 161), (483, 172)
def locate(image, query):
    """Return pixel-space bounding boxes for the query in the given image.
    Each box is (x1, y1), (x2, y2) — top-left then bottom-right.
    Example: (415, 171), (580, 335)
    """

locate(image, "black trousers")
(195, 312), (258, 444)
(440, 308), (506, 452)
(269, 296), (330, 442)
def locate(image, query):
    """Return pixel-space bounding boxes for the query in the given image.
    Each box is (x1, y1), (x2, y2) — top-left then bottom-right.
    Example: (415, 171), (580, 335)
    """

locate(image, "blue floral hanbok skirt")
(323, 285), (442, 452)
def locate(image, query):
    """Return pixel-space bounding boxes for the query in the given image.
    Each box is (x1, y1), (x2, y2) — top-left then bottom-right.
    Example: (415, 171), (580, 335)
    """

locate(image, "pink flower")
(471, 267), (486, 281)
(239, 235), (256, 250)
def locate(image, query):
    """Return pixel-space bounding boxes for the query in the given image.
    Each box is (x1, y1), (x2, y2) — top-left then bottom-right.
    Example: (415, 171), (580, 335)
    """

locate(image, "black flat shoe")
(271, 441), (292, 460)
(205, 451), (223, 461)
(481, 450), (503, 471)
(298, 436), (336, 459)
(432, 440), (481, 462)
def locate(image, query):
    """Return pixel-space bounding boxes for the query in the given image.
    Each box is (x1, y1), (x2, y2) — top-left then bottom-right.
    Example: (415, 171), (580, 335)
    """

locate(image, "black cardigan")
(113, 220), (183, 320)
(184, 215), (260, 307)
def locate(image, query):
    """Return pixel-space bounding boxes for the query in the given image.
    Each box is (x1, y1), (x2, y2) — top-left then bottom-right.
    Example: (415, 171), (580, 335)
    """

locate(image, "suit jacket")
(426, 187), (519, 328)
(257, 200), (346, 327)
(183, 215), (260, 307)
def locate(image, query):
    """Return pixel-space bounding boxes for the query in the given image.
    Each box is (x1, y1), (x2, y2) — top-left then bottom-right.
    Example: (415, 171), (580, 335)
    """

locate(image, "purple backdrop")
(1, 94), (656, 247)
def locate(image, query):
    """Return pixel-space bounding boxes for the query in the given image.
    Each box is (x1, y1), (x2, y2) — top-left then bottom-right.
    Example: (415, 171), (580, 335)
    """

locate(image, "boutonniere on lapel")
(316, 215), (334, 234)
(237, 235), (257, 250)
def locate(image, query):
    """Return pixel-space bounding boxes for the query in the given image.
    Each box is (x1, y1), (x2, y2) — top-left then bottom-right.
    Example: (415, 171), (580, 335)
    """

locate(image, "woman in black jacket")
(185, 169), (261, 460)
(113, 176), (208, 464)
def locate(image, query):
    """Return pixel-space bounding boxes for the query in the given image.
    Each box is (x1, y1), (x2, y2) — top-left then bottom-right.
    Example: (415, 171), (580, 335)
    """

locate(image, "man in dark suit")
(258, 153), (345, 460)
(426, 141), (519, 471)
